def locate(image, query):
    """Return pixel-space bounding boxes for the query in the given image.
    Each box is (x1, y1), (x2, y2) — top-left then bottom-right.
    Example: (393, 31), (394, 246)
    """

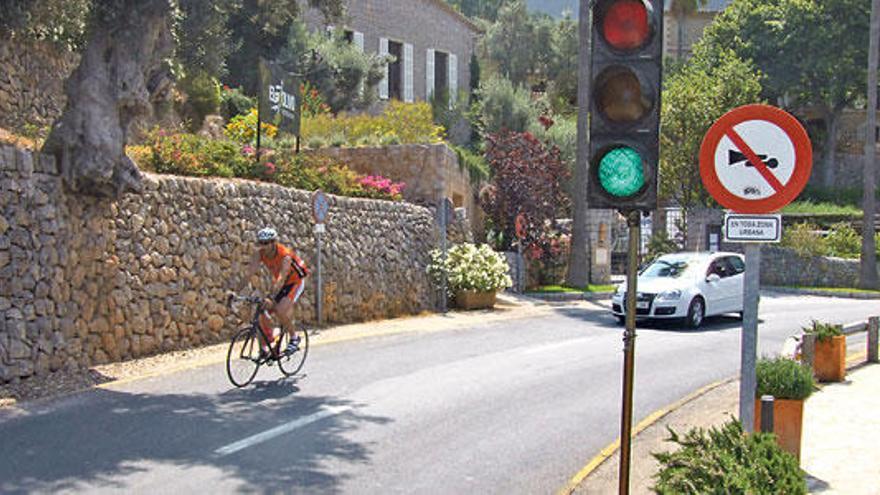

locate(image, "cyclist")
(238, 227), (308, 356)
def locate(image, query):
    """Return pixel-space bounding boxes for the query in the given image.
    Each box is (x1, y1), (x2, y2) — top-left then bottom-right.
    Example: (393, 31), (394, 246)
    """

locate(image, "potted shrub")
(653, 419), (806, 494)
(754, 356), (815, 461)
(428, 243), (513, 310)
(804, 320), (846, 382)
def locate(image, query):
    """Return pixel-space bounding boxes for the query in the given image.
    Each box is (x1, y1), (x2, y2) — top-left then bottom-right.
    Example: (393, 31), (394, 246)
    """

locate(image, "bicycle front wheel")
(278, 323), (310, 377)
(227, 327), (261, 387)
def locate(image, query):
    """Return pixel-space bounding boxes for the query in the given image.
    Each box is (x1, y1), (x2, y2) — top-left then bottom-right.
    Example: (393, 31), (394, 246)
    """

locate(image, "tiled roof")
(431, 0), (484, 33)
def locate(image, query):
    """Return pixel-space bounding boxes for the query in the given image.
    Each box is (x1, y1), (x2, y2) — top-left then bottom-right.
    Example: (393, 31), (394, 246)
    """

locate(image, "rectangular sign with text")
(724, 213), (782, 243)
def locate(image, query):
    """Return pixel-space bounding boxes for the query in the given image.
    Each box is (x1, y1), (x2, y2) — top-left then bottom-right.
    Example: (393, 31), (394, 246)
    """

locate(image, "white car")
(611, 251), (745, 329)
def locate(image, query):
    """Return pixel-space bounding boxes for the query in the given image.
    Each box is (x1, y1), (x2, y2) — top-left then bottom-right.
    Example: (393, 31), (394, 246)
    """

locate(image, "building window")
(434, 51), (449, 98)
(388, 41), (403, 100)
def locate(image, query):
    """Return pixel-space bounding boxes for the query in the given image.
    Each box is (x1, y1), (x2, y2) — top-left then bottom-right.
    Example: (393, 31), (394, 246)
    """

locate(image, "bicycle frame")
(244, 302), (284, 363)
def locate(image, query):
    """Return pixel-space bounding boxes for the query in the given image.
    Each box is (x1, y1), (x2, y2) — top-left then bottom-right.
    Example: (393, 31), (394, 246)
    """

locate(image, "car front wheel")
(686, 297), (705, 329)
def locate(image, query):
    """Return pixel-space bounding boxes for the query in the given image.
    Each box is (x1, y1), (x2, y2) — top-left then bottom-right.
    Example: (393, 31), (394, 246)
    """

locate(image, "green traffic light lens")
(598, 147), (645, 197)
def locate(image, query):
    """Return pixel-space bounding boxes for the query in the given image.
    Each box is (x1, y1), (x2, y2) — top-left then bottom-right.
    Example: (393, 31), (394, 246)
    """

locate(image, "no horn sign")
(699, 104), (812, 214)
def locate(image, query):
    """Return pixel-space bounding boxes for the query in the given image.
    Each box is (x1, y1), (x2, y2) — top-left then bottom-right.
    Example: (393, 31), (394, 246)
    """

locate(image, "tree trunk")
(566, 0), (592, 287)
(677, 11), (686, 58)
(820, 106), (843, 188)
(861, 0), (880, 289)
(43, 0), (175, 198)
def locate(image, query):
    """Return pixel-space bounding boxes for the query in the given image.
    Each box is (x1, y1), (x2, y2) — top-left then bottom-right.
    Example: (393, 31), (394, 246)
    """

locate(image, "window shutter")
(404, 43), (414, 103)
(353, 31), (364, 51)
(379, 38), (389, 100)
(426, 49), (435, 100)
(448, 53), (458, 109)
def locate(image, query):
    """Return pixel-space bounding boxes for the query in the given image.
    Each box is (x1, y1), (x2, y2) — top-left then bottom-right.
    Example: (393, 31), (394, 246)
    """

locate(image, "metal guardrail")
(801, 316), (879, 367)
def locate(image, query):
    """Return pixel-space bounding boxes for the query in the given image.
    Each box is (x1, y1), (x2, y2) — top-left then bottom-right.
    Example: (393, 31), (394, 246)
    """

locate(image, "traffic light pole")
(618, 210), (640, 495)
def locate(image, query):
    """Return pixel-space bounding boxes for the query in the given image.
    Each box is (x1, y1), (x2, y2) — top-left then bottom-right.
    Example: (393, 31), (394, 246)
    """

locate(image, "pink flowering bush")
(358, 175), (406, 200)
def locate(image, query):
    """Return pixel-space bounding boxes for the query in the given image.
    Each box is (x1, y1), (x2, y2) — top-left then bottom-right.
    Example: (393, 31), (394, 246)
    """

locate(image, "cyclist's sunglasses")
(257, 240), (274, 246)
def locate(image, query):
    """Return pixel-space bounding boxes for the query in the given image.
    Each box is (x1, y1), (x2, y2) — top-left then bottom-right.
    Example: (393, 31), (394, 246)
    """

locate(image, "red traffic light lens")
(601, 0), (650, 51)
(595, 67), (652, 122)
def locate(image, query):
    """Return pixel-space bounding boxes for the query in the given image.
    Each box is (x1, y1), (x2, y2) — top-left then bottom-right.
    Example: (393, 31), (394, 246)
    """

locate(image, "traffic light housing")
(587, 0), (663, 211)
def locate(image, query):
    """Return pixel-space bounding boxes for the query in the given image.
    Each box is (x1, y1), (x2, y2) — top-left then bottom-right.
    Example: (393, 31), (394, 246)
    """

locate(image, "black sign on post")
(258, 57), (302, 137)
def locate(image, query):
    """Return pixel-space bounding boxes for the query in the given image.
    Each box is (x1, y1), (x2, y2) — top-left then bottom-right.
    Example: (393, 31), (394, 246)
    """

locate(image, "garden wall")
(0, 37), (79, 133)
(0, 144), (442, 382)
(751, 246), (874, 288)
(304, 143), (482, 235)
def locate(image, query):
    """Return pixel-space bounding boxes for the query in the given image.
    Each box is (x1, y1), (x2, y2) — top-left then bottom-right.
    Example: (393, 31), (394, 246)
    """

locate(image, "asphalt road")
(0, 294), (876, 494)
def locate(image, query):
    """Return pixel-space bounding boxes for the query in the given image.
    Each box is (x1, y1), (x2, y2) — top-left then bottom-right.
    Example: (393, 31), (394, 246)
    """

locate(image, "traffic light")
(587, 0), (663, 210)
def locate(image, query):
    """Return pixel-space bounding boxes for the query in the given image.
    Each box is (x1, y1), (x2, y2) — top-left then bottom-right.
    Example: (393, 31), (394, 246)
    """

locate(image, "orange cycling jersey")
(259, 242), (307, 286)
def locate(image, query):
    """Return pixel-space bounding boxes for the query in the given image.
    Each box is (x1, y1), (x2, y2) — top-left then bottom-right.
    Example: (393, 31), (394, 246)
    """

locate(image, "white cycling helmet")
(256, 227), (278, 243)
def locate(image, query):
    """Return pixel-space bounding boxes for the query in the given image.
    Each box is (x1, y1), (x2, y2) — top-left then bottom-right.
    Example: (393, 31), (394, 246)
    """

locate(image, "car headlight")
(657, 289), (682, 301)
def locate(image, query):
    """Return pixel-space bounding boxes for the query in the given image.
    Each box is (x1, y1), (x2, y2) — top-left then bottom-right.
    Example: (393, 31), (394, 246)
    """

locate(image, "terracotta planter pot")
(754, 398), (805, 461)
(455, 290), (496, 310)
(814, 335), (846, 382)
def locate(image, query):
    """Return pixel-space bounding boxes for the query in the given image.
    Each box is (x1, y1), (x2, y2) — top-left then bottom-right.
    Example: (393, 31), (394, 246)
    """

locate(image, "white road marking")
(214, 405), (352, 456)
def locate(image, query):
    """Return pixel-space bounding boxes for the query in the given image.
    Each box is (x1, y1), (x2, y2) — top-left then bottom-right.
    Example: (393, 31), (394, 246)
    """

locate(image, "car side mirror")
(706, 273), (721, 283)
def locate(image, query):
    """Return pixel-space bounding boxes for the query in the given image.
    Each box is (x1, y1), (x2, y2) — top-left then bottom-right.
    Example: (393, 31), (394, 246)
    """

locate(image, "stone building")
(299, 0), (482, 104)
(663, 0), (731, 60)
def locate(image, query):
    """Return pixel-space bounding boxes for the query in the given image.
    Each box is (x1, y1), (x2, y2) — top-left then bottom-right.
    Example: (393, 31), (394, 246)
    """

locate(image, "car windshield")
(641, 259), (690, 278)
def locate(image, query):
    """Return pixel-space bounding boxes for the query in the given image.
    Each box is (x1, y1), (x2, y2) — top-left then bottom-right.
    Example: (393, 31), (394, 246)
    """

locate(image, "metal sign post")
(311, 191), (330, 327)
(515, 213), (527, 293)
(619, 210), (641, 494)
(740, 243), (761, 431)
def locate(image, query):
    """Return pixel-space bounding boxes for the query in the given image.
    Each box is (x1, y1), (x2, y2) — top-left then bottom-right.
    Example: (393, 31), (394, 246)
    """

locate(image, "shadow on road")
(549, 303), (746, 334)
(0, 379), (391, 493)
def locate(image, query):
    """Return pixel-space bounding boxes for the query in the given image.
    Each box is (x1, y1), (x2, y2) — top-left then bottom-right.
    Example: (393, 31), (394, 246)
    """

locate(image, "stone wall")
(0, 145), (441, 382)
(729, 245), (874, 289)
(304, 143), (482, 235)
(0, 38), (79, 133)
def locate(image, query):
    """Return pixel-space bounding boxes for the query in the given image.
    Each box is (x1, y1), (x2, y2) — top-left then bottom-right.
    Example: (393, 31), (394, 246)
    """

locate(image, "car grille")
(621, 293), (656, 315)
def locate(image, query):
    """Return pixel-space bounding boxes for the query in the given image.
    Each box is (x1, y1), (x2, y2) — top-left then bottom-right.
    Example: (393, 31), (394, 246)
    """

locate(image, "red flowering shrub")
(480, 131), (571, 250)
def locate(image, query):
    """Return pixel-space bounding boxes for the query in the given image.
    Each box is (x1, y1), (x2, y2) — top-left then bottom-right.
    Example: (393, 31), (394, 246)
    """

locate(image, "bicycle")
(225, 294), (310, 387)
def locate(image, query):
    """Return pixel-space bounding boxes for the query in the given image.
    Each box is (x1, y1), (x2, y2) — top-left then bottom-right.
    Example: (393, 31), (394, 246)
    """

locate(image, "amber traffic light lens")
(595, 67), (651, 123)
(602, 0), (650, 51)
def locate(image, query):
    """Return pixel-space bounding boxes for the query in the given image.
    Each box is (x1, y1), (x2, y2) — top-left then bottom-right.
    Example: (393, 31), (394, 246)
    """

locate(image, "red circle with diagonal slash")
(699, 104), (812, 213)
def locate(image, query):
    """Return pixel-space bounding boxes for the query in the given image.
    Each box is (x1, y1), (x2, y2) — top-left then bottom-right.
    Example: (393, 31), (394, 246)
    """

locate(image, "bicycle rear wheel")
(278, 323), (309, 377)
(227, 327), (261, 387)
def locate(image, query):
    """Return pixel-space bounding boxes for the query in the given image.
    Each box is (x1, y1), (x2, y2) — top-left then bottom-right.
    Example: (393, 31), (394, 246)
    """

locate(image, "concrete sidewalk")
(572, 363), (880, 494)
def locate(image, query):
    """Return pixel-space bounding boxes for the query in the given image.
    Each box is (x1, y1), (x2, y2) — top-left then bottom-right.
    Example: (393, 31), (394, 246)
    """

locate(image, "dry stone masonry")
(0, 145), (442, 382)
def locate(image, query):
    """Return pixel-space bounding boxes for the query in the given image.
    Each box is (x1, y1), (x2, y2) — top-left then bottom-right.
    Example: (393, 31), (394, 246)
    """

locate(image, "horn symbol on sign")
(729, 149), (778, 169)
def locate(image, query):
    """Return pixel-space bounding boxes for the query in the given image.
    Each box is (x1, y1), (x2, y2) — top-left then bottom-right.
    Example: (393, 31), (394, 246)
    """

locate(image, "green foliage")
(803, 320), (843, 342)
(219, 86), (257, 121)
(427, 243), (513, 295)
(452, 145), (490, 183)
(660, 47), (764, 208)
(781, 222), (828, 258)
(446, 0), (507, 21)
(0, 0), (91, 51)
(825, 222), (861, 259)
(530, 115), (576, 167)
(755, 356), (815, 401)
(653, 419), (806, 494)
(781, 200), (862, 216)
(530, 284), (617, 294)
(301, 101), (444, 148)
(477, 76), (536, 136)
(545, 12), (578, 113)
(480, 0), (538, 86)
(141, 130), (252, 178)
(175, 0), (236, 78)
(801, 185), (880, 207)
(177, 71), (222, 130)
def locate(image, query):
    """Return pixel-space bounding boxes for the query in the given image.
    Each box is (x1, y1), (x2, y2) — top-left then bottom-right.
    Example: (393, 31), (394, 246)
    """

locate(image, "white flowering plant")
(427, 243), (513, 295)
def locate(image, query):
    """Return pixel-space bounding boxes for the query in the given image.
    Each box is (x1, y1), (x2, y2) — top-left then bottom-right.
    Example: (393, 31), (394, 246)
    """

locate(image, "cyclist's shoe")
(284, 336), (301, 356)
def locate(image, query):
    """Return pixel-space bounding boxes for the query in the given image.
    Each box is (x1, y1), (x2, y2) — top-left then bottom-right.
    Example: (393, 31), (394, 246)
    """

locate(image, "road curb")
(525, 292), (613, 302)
(764, 286), (880, 299)
(557, 377), (737, 495)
